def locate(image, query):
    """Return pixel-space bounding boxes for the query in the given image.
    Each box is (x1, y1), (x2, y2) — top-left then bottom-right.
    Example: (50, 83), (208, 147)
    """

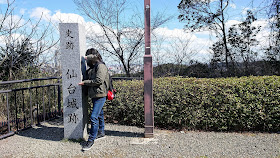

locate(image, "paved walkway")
(0, 118), (279, 158)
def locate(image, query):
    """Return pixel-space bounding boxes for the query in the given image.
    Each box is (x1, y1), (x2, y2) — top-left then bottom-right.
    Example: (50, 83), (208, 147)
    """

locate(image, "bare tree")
(165, 34), (198, 75)
(74, 0), (171, 77)
(0, 0), (58, 80)
(152, 34), (168, 66)
(167, 36), (197, 65)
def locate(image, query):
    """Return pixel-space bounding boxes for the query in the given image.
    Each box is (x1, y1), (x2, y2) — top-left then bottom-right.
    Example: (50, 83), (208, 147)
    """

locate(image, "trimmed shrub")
(104, 76), (280, 132)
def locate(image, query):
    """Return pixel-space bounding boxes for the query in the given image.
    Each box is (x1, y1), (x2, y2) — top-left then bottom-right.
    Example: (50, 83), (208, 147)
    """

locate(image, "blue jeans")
(88, 97), (106, 141)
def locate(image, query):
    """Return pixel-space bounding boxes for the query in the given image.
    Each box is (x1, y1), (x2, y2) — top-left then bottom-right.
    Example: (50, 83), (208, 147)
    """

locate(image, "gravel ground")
(0, 118), (279, 158)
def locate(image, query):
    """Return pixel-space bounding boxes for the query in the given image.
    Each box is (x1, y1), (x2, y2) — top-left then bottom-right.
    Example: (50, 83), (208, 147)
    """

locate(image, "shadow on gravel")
(16, 116), (143, 142)
(17, 124), (64, 141)
(104, 130), (144, 138)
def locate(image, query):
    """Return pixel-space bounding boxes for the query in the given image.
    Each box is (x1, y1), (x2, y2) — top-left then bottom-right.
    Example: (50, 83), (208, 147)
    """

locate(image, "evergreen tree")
(228, 10), (261, 75)
(178, 0), (233, 74)
(211, 10), (261, 76)
(265, 0), (280, 62)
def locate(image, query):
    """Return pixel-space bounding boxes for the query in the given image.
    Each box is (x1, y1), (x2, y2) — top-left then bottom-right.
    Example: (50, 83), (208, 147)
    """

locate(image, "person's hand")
(78, 82), (84, 85)
(84, 56), (87, 60)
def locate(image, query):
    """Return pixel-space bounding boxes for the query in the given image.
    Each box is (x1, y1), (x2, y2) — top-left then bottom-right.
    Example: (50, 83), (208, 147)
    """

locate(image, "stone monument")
(59, 23), (88, 140)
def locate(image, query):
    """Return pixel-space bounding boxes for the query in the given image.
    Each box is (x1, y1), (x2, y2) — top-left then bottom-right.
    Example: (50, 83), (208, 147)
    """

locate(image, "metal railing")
(0, 77), (62, 139)
(112, 77), (143, 80)
(0, 76), (142, 139)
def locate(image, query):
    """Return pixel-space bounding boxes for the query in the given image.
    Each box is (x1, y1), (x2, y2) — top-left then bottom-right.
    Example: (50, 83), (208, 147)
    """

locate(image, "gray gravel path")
(0, 118), (279, 158)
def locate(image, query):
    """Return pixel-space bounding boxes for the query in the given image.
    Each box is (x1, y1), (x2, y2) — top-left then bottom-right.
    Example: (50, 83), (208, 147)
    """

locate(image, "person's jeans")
(88, 97), (106, 141)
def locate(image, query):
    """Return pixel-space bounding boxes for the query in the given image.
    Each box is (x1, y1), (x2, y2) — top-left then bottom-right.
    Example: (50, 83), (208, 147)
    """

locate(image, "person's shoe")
(82, 141), (94, 151)
(96, 133), (105, 139)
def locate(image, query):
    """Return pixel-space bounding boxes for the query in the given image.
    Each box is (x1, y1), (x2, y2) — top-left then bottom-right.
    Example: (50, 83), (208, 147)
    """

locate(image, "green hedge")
(104, 76), (280, 132)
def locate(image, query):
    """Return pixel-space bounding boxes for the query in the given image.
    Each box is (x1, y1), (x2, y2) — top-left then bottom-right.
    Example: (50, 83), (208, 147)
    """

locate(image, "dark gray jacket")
(83, 61), (109, 98)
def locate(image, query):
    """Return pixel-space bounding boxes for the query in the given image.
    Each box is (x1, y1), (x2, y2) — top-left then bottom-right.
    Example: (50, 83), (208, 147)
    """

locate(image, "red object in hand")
(107, 90), (114, 100)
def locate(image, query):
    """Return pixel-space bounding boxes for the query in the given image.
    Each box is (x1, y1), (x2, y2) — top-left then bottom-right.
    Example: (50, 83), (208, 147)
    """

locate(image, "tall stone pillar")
(59, 23), (88, 140)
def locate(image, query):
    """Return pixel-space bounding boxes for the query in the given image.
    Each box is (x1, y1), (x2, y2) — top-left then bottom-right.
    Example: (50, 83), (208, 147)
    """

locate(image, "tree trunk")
(220, 0), (232, 76)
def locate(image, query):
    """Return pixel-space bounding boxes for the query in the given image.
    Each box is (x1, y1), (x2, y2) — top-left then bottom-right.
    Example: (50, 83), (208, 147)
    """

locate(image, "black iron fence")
(0, 77), (62, 139)
(0, 76), (142, 139)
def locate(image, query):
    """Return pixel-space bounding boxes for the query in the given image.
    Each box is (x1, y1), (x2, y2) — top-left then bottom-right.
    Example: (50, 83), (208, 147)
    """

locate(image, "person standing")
(79, 48), (109, 151)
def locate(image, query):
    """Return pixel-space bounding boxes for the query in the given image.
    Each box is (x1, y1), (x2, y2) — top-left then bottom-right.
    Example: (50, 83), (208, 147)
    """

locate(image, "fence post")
(29, 89), (33, 126)
(57, 83), (61, 116)
(36, 88), (39, 125)
(43, 87), (45, 122)
(22, 90), (26, 128)
(53, 86), (56, 116)
(6, 93), (10, 133)
(48, 86), (51, 119)
(14, 91), (19, 131)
